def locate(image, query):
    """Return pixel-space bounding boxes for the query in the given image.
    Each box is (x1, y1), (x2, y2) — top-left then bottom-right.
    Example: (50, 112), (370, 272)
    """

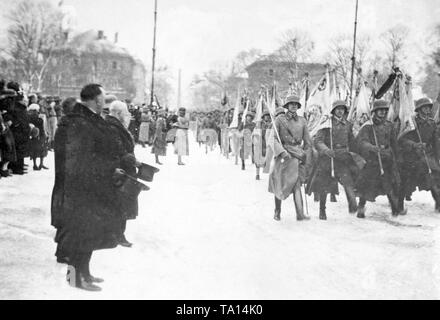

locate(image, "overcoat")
(268, 113), (312, 200)
(355, 116), (400, 201)
(105, 115), (139, 220)
(398, 115), (440, 195)
(51, 103), (122, 257)
(309, 117), (361, 195)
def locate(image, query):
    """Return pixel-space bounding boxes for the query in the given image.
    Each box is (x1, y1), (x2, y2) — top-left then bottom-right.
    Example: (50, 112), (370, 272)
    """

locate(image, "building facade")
(42, 30), (146, 103)
(245, 59), (327, 98)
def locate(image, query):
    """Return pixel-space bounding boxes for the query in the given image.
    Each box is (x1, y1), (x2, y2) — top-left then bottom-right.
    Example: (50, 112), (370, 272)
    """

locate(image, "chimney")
(98, 30), (104, 40)
(114, 32), (119, 44)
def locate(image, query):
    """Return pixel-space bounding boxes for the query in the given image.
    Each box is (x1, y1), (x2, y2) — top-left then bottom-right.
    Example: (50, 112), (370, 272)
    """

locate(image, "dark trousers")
(359, 189), (400, 214)
(320, 184), (357, 213)
(274, 184), (305, 219)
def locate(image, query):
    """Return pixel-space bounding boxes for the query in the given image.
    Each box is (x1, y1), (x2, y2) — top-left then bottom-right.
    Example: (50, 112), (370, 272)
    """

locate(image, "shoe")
(398, 209), (408, 216)
(0, 170), (10, 177)
(297, 215), (311, 221)
(274, 209), (281, 221)
(156, 161), (163, 165)
(330, 194), (337, 202)
(178, 162), (185, 166)
(77, 277), (102, 291)
(39, 165), (49, 170)
(256, 175), (260, 181)
(33, 166), (41, 171)
(12, 170), (26, 175)
(319, 209), (327, 220)
(66, 267), (102, 292)
(349, 205), (358, 215)
(357, 207), (366, 219)
(84, 275), (105, 284)
(119, 239), (133, 248)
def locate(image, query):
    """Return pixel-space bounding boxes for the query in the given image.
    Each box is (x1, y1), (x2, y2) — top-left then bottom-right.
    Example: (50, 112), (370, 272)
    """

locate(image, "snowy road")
(1, 137), (440, 299)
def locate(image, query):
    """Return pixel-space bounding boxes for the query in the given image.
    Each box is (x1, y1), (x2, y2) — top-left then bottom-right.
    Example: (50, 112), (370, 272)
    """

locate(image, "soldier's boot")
(319, 194), (327, 220)
(344, 185), (358, 214)
(241, 160), (246, 171)
(313, 192), (319, 202)
(396, 194), (406, 216)
(330, 193), (337, 202)
(293, 186), (310, 221)
(430, 187), (440, 213)
(256, 167), (260, 180)
(274, 197), (282, 221)
(357, 198), (367, 219)
(388, 193), (404, 217)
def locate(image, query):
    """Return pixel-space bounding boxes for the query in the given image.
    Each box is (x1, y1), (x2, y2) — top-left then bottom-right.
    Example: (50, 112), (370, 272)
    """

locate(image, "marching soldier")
(239, 111), (255, 170)
(309, 100), (360, 220)
(269, 95), (311, 221)
(355, 99), (405, 218)
(398, 97), (440, 213)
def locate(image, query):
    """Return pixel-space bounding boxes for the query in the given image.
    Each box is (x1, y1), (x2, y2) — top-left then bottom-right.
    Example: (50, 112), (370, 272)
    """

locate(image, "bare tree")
(380, 24), (409, 69)
(274, 29), (315, 82)
(4, 0), (63, 92)
(326, 34), (371, 88)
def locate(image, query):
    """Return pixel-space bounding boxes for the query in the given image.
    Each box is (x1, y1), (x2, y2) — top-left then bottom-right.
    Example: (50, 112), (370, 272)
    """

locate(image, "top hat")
(415, 97), (433, 112)
(118, 174), (149, 200)
(137, 162), (160, 182)
(282, 95), (301, 109)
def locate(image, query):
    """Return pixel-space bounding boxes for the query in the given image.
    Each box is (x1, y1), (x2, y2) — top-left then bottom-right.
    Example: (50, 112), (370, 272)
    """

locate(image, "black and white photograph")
(0, 0), (439, 302)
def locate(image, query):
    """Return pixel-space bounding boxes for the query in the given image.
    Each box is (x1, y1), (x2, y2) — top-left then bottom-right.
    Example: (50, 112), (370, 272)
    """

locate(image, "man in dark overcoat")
(51, 84), (123, 292)
(310, 100), (360, 220)
(355, 99), (405, 218)
(5, 82), (30, 175)
(398, 97), (440, 213)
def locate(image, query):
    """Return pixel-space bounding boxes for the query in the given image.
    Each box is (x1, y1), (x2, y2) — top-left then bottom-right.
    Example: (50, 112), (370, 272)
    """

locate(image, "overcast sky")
(1, 0), (439, 105)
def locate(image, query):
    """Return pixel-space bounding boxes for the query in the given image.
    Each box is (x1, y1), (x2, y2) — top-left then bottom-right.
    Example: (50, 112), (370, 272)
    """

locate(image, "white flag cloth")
(254, 95), (263, 123)
(242, 99), (249, 124)
(398, 79), (416, 140)
(229, 93), (241, 128)
(306, 70), (332, 137)
(347, 82), (372, 137)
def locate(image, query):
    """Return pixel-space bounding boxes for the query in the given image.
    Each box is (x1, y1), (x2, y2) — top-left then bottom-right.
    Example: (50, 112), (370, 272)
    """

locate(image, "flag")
(229, 91), (241, 128)
(254, 95), (263, 123)
(387, 79), (400, 122)
(397, 78), (416, 140)
(242, 99), (250, 124)
(347, 82), (372, 137)
(267, 87), (276, 115)
(306, 69), (332, 137)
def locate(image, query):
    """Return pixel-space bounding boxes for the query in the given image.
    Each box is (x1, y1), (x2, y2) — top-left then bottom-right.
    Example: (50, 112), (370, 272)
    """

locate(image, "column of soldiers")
(211, 88), (440, 222)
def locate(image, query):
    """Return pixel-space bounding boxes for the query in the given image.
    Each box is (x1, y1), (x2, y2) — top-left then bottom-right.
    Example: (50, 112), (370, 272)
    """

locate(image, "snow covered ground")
(1, 136), (440, 300)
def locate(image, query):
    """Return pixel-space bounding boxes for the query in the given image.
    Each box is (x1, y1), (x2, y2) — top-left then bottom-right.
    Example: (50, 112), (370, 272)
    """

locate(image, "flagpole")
(150, 0), (158, 106)
(349, 0), (359, 108)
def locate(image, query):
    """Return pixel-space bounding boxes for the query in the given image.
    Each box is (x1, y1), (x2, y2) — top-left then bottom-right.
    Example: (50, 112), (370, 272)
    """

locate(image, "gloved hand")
(281, 151), (292, 161)
(369, 145), (381, 153)
(121, 154), (137, 168)
(414, 142), (426, 152)
(380, 148), (393, 161)
(324, 149), (335, 158)
(112, 168), (127, 187)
